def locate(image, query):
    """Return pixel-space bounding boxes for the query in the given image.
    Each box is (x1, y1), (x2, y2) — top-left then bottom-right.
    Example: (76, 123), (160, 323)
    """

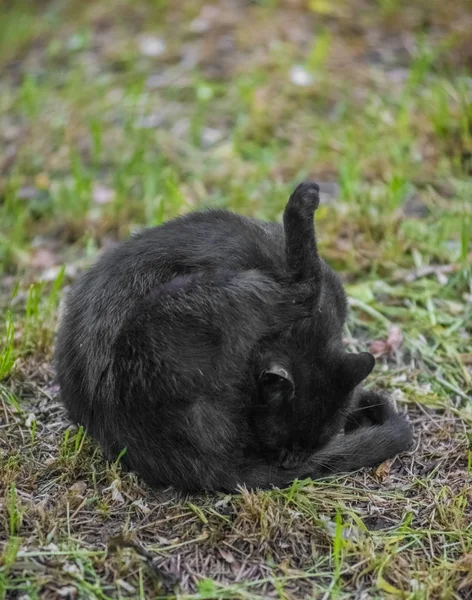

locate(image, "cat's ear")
(334, 352), (375, 391)
(259, 364), (294, 405)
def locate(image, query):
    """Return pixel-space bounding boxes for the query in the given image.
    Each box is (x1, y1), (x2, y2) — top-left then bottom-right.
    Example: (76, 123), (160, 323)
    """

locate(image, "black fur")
(55, 182), (412, 491)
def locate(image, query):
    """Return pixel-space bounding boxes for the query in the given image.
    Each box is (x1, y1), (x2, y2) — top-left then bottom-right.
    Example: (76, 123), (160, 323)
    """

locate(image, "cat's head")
(251, 329), (375, 460)
(251, 180), (376, 461)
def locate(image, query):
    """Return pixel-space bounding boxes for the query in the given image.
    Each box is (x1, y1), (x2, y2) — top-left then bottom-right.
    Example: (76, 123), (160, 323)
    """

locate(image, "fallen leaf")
(215, 495), (232, 508)
(219, 549), (235, 563)
(369, 341), (387, 354)
(386, 325), (403, 352)
(375, 460), (392, 481)
(370, 325), (403, 357)
(103, 479), (124, 503)
(131, 498), (151, 514)
(70, 481), (87, 496)
(156, 535), (176, 545)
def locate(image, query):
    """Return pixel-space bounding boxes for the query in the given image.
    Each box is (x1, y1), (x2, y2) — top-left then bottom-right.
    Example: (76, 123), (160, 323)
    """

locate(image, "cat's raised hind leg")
(283, 182), (323, 300)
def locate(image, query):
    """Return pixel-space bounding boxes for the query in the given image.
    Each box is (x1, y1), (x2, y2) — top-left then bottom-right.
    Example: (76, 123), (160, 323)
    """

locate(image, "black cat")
(55, 182), (412, 491)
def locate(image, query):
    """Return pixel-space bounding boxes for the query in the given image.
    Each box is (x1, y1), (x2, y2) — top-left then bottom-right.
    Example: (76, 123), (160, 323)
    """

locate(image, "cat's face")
(251, 321), (375, 462)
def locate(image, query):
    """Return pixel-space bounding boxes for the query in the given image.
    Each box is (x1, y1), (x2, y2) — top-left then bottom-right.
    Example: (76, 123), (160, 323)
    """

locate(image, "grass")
(0, 0), (471, 598)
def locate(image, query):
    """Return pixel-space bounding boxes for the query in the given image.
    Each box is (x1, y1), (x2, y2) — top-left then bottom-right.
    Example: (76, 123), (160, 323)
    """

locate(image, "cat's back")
(55, 208), (285, 423)
(76, 209), (284, 307)
(106, 208), (284, 278)
(57, 209), (285, 378)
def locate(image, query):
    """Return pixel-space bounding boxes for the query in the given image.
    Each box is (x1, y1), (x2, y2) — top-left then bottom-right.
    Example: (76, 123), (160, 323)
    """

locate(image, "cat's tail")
(228, 413), (413, 491)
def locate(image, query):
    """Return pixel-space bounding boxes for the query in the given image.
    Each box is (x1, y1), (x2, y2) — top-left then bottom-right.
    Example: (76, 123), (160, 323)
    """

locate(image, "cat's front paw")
(286, 181), (320, 217)
(344, 390), (397, 433)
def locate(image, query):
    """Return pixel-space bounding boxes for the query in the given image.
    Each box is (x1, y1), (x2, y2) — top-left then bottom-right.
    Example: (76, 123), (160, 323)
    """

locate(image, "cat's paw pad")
(288, 181), (320, 214)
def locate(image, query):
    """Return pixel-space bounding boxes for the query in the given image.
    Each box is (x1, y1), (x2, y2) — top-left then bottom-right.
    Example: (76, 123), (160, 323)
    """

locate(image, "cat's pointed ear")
(259, 364), (294, 405)
(334, 352), (375, 391)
